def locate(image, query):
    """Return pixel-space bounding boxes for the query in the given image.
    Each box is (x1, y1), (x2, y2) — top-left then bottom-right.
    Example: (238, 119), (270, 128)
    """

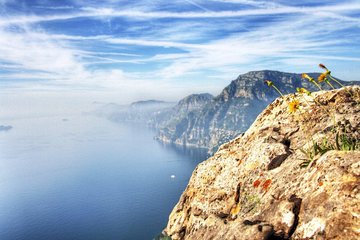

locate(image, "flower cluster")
(264, 79), (304, 113)
(296, 87), (311, 96)
(265, 64), (352, 113)
(317, 64), (348, 92)
(316, 63), (335, 88)
(302, 73), (322, 90)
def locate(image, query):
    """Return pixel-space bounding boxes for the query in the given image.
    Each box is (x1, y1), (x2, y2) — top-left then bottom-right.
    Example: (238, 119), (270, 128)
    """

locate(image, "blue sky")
(0, 0), (360, 115)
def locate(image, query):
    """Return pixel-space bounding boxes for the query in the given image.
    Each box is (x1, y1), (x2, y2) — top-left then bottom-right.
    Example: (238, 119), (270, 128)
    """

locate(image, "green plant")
(300, 133), (359, 168)
(242, 194), (261, 213)
(264, 64), (359, 168)
(335, 132), (360, 151)
(264, 80), (284, 96)
(302, 73), (322, 90)
(300, 138), (335, 168)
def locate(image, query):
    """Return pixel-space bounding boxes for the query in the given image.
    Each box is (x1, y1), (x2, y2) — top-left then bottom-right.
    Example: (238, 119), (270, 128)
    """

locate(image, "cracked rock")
(165, 87), (360, 240)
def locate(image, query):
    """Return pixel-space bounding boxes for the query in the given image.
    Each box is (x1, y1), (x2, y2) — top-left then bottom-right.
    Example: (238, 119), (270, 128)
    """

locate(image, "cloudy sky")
(1, 0), (360, 117)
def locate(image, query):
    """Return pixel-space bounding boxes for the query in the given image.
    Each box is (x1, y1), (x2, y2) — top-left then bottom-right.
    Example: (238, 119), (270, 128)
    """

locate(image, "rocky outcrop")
(156, 70), (359, 153)
(165, 86), (360, 240)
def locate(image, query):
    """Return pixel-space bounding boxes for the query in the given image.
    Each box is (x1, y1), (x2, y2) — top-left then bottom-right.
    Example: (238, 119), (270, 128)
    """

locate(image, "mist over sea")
(0, 113), (207, 240)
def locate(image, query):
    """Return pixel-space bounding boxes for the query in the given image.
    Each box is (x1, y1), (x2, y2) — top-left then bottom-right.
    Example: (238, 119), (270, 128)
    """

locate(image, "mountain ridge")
(155, 70), (359, 153)
(92, 70), (359, 153)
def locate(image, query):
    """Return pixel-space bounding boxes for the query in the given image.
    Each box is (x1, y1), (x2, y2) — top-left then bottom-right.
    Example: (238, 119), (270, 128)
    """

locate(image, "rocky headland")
(165, 86), (360, 240)
(155, 70), (358, 153)
(93, 71), (358, 154)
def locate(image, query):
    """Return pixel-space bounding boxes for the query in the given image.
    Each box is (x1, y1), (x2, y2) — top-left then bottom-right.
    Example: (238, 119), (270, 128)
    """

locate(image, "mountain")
(153, 93), (214, 138)
(155, 70), (359, 153)
(0, 125), (12, 132)
(93, 100), (174, 124)
(165, 86), (360, 240)
(130, 99), (168, 108)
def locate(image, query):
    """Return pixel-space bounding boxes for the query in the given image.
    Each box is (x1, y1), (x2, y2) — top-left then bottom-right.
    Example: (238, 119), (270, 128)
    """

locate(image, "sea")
(0, 114), (208, 240)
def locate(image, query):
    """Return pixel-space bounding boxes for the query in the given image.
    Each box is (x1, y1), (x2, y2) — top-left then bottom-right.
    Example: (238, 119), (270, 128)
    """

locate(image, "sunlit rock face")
(156, 70), (358, 153)
(165, 86), (360, 240)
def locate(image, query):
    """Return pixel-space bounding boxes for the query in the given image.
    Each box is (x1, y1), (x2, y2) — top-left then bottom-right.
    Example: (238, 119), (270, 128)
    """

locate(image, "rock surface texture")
(165, 86), (360, 240)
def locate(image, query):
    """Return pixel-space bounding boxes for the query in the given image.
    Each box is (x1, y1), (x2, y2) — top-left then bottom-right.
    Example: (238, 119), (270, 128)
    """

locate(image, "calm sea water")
(0, 114), (208, 240)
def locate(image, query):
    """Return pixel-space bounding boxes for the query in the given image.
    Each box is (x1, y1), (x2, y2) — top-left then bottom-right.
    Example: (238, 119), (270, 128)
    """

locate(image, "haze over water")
(0, 113), (207, 240)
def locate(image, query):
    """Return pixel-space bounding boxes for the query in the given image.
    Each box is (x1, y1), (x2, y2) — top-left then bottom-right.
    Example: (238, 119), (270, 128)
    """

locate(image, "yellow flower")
(288, 99), (300, 113)
(296, 87), (311, 95)
(264, 80), (273, 87)
(302, 73), (322, 90)
(302, 73), (314, 82)
(318, 73), (327, 82)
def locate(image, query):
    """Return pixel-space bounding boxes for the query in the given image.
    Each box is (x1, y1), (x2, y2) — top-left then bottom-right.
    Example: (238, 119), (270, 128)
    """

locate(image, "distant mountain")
(150, 93), (213, 129)
(174, 93), (214, 112)
(0, 125), (12, 132)
(130, 99), (168, 108)
(155, 70), (359, 153)
(93, 100), (174, 124)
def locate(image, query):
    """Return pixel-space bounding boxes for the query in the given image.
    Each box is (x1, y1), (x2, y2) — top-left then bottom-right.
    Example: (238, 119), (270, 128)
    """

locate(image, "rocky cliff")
(156, 70), (358, 153)
(165, 86), (360, 240)
(154, 93), (214, 145)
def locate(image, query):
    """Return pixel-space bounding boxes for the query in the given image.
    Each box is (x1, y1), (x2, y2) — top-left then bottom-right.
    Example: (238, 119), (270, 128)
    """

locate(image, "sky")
(0, 0), (360, 117)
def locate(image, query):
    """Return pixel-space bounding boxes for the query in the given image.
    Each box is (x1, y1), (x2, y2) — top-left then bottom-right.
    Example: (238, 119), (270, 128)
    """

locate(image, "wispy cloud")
(0, 0), (359, 105)
(34, 5), (75, 10)
(1, 2), (360, 26)
(105, 38), (204, 49)
(184, 0), (213, 12)
(0, 28), (84, 77)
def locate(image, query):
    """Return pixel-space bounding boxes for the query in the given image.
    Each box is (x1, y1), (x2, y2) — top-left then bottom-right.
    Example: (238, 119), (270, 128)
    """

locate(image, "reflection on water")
(157, 141), (210, 163)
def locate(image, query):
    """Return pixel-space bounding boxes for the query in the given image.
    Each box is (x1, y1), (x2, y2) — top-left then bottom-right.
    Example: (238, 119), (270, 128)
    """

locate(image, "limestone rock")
(165, 86), (360, 240)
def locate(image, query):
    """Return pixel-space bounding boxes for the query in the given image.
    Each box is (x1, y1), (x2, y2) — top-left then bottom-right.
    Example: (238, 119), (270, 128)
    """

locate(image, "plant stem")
(328, 75), (353, 97)
(325, 80), (335, 89)
(328, 75), (345, 88)
(312, 81), (323, 91)
(272, 85), (284, 96)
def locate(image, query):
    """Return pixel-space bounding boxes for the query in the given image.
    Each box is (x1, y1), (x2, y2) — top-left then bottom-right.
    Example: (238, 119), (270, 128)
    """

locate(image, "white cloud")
(0, 26), (137, 91)
(1, 2), (360, 27)
(210, 0), (282, 8)
(74, 3), (360, 21)
(0, 28), (84, 76)
(148, 15), (357, 78)
(105, 38), (204, 49)
(0, 0), (359, 107)
(184, 0), (213, 12)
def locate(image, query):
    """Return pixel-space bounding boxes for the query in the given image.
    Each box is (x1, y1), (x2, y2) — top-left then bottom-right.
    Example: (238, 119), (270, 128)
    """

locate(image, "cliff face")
(154, 93), (214, 146)
(165, 86), (360, 240)
(156, 70), (358, 153)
